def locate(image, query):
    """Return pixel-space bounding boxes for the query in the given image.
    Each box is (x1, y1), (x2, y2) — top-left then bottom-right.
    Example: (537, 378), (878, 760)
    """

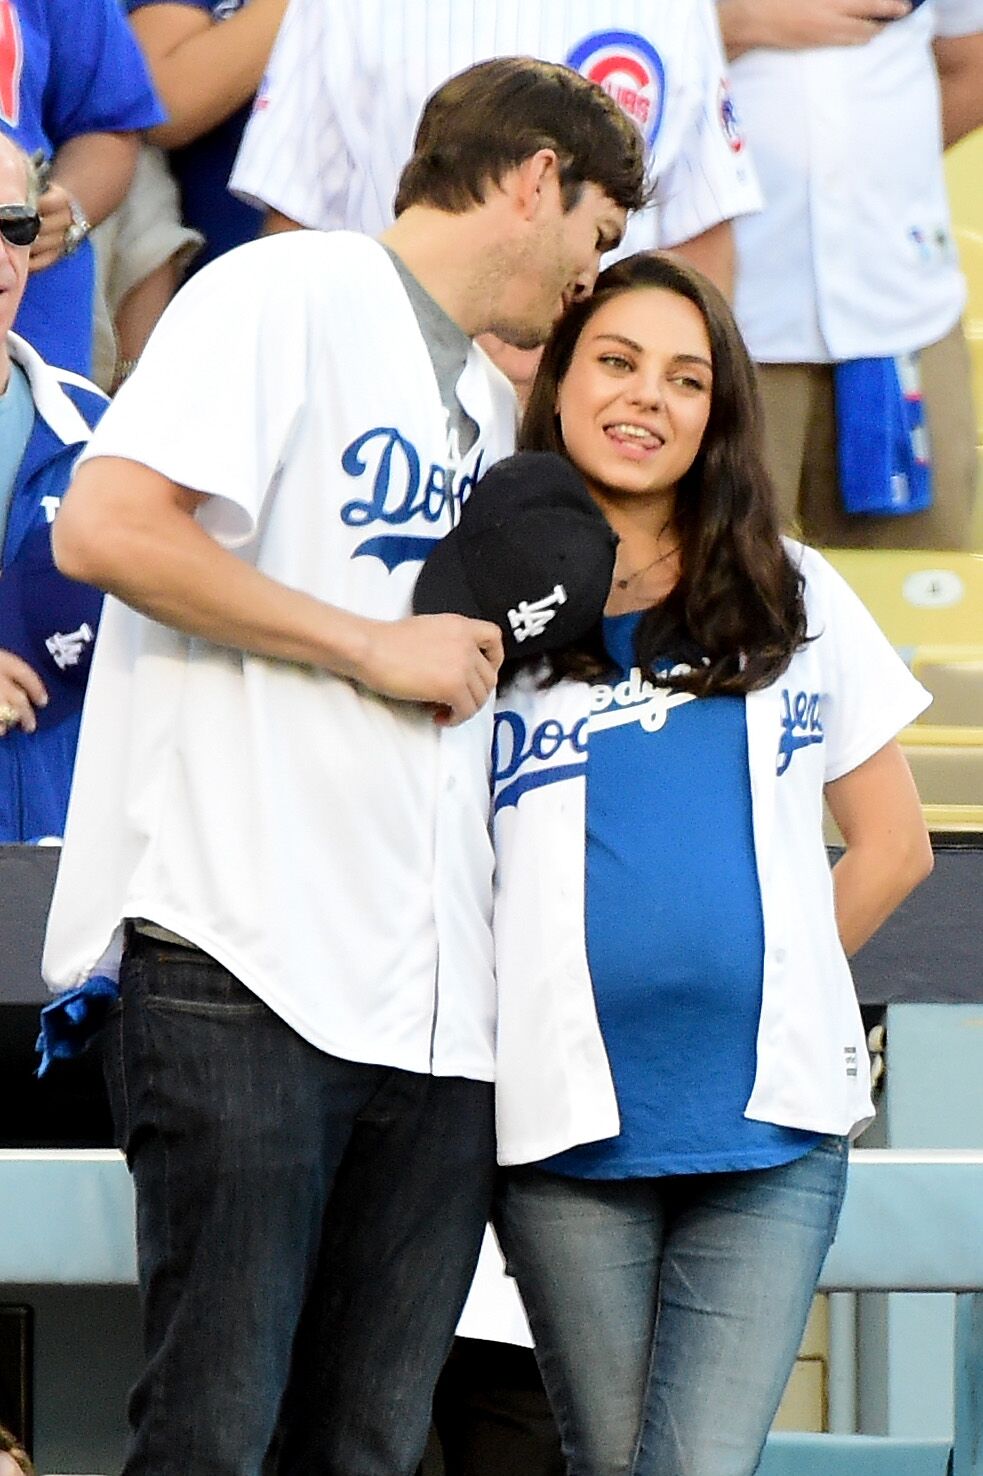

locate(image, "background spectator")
(0, 0), (164, 376)
(90, 140), (203, 390)
(231, 0), (761, 299)
(0, 136), (107, 842)
(718, 0), (983, 548)
(125, 0), (288, 268)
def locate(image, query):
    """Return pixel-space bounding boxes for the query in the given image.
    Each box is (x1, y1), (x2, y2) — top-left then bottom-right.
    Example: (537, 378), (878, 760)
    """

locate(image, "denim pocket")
(129, 942), (267, 1019)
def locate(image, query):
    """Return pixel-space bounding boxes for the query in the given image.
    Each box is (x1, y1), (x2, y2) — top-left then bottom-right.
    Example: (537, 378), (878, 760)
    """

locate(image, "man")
(230, 0), (761, 299)
(717, 0), (983, 548)
(42, 58), (645, 1476)
(0, 0), (164, 375)
(0, 133), (106, 841)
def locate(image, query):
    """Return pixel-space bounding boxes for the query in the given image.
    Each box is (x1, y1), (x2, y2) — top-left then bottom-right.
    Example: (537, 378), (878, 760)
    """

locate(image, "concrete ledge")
(3, 1147), (983, 1290)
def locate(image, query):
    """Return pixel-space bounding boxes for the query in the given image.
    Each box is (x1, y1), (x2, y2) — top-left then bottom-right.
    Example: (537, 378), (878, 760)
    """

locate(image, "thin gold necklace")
(614, 543), (680, 589)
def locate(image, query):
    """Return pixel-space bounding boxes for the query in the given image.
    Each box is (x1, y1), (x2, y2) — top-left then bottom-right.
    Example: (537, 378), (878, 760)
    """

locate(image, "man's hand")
(356, 613), (504, 726)
(0, 649), (47, 734)
(28, 183), (76, 273)
(719, 0), (911, 58)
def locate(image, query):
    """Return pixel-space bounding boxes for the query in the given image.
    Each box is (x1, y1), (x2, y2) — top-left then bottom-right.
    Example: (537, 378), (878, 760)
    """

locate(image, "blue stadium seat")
(760, 1433), (952, 1476)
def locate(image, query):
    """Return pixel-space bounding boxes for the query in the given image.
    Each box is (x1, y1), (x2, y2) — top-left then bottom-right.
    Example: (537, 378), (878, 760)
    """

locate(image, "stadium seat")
(900, 724), (983, 807)
(921, 802), (983, 832)
(911, 645), (983, 726)
(822, 550), (983, 648)
(759, 1433), (952, 1476)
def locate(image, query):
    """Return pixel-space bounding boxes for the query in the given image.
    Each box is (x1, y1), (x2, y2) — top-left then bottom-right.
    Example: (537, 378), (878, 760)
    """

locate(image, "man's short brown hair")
(394, 56), (647, 218)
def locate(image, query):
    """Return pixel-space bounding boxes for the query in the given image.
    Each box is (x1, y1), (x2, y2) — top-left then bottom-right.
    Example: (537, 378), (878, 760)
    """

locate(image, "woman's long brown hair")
(518, 252), (808, 695)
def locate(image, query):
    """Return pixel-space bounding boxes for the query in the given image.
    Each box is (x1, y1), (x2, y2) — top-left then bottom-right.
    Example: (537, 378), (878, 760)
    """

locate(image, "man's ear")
(508, 149), (561, 221)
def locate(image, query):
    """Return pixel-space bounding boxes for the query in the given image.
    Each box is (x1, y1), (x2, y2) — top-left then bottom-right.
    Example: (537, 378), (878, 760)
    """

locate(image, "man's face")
(0, 142), (33, 350)
(492, 177), (626, 351)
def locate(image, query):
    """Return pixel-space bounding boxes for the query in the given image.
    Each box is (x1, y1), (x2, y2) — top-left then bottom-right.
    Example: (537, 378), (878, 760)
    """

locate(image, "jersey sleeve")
(802, 550), (932, 783)
(932, 0), (983, 38)
(42, 0), (165, 142)
(652, 0), (762, 247)
(229, 0), (349, 228)
(76, 235), (311, 547)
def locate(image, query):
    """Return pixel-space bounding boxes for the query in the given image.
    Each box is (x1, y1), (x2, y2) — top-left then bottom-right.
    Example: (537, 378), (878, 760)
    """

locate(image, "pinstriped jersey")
(230, 0), (761, 255)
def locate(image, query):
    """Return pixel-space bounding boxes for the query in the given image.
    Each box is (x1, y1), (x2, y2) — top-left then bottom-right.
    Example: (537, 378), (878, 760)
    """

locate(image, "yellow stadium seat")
(920, 803), (983, 833)
(900, 724), (983, 807)
(823, 550), (983, 647)
(910, 645), (983, 726)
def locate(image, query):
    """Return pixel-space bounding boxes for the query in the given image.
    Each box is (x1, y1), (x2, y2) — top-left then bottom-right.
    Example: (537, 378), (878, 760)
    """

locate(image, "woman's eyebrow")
(590, 334), (713, 373)
(591, 332), (644, 353)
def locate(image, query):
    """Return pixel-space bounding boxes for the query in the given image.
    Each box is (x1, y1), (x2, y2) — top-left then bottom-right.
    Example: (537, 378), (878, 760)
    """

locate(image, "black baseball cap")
(413, 452), (618, 660)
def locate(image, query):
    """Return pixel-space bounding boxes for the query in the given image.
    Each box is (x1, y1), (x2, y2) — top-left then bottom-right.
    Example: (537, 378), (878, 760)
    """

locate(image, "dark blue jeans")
(496, 1139), (849, 1476)
(103, 934), (496, 1476)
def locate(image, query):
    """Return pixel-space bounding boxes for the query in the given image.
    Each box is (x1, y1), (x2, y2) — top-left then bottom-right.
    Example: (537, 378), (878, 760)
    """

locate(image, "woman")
(490, 253), (933, 1476)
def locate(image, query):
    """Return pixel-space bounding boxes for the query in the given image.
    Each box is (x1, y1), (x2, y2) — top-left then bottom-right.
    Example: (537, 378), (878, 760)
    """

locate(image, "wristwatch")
(62, 195), (90, 256)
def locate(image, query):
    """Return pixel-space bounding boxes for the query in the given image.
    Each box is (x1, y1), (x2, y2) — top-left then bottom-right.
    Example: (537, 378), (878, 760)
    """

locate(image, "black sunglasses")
(0, 205), (41, 247)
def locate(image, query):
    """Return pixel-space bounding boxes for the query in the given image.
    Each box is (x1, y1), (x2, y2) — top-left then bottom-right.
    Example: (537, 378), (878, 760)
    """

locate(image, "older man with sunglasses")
(0, 133), (107, 841)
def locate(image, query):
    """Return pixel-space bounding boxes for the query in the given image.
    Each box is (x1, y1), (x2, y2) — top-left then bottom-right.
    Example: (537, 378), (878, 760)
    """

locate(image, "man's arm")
(53, 457), (503, 725)
(666, 221), (735, 299)
(933, 31), (983, 148)
(717, 0), (911, 59)
(129, 0), (288, 150)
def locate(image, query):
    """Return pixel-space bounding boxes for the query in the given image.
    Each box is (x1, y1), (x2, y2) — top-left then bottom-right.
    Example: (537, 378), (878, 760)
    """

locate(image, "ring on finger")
(0, 702), (20, 731)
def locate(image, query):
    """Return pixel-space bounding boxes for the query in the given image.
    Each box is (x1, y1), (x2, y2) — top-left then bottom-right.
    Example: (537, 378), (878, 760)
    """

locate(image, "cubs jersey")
(728, 0), (983, 361)
(230, 0), (761, 255)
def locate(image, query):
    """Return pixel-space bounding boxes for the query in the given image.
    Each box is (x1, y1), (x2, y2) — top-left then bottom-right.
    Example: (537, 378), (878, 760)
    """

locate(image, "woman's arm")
(824, 739), (933, 957)
(130, 0), (288, 150)
(717, 0), (911, 60)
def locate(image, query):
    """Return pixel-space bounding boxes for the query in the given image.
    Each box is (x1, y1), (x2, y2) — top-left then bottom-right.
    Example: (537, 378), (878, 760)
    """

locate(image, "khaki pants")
(756, 321), (978, 550)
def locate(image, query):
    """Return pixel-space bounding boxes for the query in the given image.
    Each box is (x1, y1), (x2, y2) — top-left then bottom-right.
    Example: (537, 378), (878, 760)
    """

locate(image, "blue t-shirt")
(126, 0), (264, 267)
(0, 363), (35, 547)
(542, 611), (820, 1180)
(0, 0), (164, 374)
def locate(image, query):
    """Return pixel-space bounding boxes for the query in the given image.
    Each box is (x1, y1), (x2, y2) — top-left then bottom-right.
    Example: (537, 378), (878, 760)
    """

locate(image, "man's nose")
(570, 260), (599, 302)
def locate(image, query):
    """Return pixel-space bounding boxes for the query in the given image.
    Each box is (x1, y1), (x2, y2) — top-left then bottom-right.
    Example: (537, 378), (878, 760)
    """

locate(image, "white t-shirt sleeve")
(932, 0), (983, 38)
(653, 0), (762, 247)
(230, 0), (347, 228)
(77, 237), (309, 546)
(802, 550), (932, 783)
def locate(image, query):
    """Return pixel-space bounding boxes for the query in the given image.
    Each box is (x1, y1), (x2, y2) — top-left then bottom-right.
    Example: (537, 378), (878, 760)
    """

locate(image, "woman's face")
(555, 286), (713, 515)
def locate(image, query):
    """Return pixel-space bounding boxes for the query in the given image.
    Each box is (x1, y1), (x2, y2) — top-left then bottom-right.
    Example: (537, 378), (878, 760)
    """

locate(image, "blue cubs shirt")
(542, 611), (820, 1179)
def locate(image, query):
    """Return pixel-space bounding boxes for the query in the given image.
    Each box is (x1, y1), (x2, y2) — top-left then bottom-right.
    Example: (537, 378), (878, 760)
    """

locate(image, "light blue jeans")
(496, 1138), (849, 1476)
